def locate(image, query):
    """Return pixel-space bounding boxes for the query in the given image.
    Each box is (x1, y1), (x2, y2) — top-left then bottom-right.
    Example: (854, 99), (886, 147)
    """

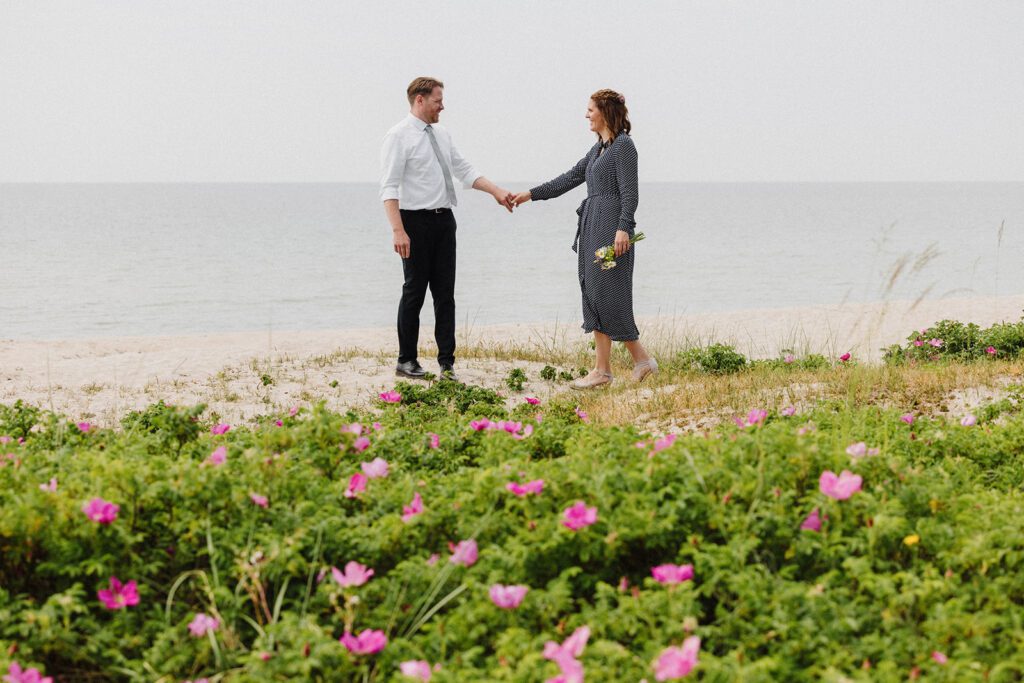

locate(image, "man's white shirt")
(379, 114), (481, 210)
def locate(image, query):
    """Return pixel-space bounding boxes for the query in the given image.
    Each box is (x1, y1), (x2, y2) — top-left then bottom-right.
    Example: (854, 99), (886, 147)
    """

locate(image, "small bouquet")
(594, 232), (645, 270)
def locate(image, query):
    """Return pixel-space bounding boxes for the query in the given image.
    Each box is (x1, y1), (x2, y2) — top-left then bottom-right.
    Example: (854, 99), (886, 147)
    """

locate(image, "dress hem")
(581, 325), (640, 343)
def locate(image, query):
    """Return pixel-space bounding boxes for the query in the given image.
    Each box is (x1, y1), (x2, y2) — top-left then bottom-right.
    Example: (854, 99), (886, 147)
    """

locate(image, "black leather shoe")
(395, 360), (427, 379)
(438, 363), (461, 382)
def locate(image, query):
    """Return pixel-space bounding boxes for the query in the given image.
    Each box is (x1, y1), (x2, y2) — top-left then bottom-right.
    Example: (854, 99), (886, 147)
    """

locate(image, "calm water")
(2, 182), (1022, 340)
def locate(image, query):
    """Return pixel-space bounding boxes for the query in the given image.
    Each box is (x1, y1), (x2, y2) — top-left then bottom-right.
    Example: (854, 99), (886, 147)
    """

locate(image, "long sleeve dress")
(529, 133), (640, 341)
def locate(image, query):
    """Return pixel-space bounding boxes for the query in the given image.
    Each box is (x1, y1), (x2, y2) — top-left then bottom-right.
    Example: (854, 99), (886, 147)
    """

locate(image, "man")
(380, 76), (513, 381)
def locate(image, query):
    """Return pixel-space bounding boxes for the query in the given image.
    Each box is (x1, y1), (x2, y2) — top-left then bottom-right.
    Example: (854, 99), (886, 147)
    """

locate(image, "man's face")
(422, 87), (444, 123)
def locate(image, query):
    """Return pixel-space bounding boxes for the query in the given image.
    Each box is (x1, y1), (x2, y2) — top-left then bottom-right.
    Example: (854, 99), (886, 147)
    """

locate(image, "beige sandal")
(632, 358), (659, 382)
(571, 370), (613, 390)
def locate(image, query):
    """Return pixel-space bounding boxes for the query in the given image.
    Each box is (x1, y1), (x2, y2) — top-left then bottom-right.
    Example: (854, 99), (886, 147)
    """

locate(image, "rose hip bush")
(2, 381), (1024, 681)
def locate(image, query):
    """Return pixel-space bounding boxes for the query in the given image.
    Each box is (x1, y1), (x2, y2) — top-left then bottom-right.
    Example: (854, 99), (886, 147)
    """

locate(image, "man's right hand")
(394, 230), (411, 259)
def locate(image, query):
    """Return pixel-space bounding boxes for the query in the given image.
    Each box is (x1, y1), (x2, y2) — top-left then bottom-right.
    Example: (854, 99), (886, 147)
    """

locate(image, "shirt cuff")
(461, 171), (482, 189)
(379, 187), (400, 202)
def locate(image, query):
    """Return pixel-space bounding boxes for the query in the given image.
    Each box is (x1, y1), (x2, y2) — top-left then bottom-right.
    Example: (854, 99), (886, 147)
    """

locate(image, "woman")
(513, 89), (657, 388)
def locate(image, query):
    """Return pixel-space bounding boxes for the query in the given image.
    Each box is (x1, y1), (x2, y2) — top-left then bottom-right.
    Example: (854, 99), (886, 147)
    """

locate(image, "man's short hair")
(407, 77), (444, 105)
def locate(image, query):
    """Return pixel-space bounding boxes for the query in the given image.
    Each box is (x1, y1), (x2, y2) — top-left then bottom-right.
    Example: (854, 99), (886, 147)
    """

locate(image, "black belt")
(402, 207), (451, 214)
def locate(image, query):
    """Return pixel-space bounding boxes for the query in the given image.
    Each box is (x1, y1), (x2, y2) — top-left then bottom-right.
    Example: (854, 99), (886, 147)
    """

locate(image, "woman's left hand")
(614, 230), (631, 258)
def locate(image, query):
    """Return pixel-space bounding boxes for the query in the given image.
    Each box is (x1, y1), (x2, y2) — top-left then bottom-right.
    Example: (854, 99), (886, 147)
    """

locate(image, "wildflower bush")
(675, 343), (748, 375)
(3, 380), (1024, 681)
(884, 317), (1024, 364)
(675, 344), (835, 375)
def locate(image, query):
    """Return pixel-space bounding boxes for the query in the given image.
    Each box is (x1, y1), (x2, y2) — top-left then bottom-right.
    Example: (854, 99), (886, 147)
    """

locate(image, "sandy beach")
(3, 295), (1023, 427)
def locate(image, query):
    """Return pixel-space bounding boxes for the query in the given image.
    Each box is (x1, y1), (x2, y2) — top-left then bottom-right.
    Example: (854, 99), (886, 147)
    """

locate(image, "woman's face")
(586, 100), (604, 132)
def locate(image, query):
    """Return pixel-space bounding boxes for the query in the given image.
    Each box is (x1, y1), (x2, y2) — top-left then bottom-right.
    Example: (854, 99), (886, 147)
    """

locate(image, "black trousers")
(397, 208), (457, 366)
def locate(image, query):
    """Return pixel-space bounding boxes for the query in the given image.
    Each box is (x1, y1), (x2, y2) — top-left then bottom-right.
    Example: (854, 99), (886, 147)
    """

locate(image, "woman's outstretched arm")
(515, 149), (593, 206)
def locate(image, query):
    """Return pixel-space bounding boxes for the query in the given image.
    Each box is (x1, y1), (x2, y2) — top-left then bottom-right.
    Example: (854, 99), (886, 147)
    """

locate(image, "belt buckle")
(433, 208), (445, 214)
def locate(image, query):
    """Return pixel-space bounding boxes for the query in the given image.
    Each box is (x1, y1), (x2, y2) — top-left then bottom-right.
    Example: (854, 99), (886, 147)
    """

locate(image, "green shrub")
(504, 368), (527, 391)
(676, 343), (748, 374)
(0, 400), (41, 440)
(3, 392), (1024, 680)
(120, 400), (206, 453)
(885, 317), (1024, 364)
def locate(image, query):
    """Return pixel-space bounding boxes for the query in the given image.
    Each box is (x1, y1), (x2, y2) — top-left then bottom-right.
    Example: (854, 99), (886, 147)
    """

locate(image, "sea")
(2, 182), (1023, 340)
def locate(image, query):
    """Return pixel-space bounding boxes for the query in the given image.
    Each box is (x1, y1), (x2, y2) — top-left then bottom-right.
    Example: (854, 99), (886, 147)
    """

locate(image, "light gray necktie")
(424, 124), (457, 206)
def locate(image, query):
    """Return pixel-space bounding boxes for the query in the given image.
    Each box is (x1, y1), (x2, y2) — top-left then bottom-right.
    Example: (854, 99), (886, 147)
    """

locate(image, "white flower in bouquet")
(594, 232), (645, 270)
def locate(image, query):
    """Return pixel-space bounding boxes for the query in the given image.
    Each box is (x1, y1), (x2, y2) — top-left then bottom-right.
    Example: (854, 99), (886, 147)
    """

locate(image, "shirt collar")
(406, 113), (429, 131)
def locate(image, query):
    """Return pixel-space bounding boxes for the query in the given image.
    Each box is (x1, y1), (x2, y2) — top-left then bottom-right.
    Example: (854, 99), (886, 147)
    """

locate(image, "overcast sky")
(2, 1), (1023, 183)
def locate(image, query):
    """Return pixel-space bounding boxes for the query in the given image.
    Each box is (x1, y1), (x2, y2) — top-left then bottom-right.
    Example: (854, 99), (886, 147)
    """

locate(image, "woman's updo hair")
(590, 88), (631, 139)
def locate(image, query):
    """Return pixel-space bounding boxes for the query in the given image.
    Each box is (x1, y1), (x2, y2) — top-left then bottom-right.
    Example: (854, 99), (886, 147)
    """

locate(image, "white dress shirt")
(379, 114), (482, 210)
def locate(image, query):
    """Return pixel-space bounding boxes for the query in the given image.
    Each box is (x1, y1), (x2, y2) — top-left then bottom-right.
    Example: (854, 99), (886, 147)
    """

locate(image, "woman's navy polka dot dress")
(530, 133), (640, 341)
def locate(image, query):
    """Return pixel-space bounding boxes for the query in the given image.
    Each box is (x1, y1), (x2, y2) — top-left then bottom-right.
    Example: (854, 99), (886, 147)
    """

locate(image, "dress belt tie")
(572, 193), (617, 253)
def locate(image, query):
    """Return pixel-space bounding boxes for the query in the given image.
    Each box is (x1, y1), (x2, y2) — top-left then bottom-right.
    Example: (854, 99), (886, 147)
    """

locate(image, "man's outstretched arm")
(472, 177), (514, 212)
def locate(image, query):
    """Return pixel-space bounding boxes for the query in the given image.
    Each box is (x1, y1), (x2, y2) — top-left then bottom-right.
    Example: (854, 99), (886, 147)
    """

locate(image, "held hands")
(512, 191), (531, 207)
(492, 188), (515, 212)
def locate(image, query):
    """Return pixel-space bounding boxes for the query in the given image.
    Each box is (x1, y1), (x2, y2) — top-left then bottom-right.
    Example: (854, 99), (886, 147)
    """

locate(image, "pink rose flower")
(82, 497), (119, 524)
(340, 629), (387, 655)
(839, 352), (851, 362)
(449, 539), (478, 567)
(562, 502), (598, 531)
(249, 493), (269, 508)
(210, 423), (230, 435)
(651, 563), (694, 585)
(398, 660), (435, 680)
(800, 507), (822, 532)
(653, 636), (701, 680)
(188, 613), (220, 637)
(97, 576), (139, 610)
(77, 422), (92, 433)
(361, 457), (389, 479)
(39, 477), (58, 493)
(5, 662), (53, 683)
(845, 442), (879, 458)
(931, 651), (948, 664)
(650, 433), (677, 455)
(353, 436), (371, 452)
(489, 584), (528, 609)
(402, 492), (424, 522)
(819, 470), (863, 500)
(543, 626), (590, 682)
(206, 446), (227, 466)
(344, 472), (368, 499)
(379, 390), (402, 403)
(735, 409), (767, 428)
(506, 479), (545, 496)
(525, 397), (541, 405)
(428, 433), (440, 449)
(331, 561), (375, 587)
